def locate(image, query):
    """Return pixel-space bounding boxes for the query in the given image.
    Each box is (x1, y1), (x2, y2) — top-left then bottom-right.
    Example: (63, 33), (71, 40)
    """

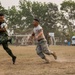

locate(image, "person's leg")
(7, 38), (12, 44)
(36, 44), (49, 63)
(4, 38), (12, 44)
(2, 42), (16, 64)
(41, 40), (57, 60)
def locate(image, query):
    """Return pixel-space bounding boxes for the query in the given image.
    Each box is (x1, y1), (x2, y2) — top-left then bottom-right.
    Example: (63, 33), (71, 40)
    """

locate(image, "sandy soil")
(0, 45), (75, 75)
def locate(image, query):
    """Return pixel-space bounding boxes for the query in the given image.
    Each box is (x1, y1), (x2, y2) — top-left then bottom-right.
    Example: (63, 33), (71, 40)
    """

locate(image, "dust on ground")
(0, 45), (75, 75)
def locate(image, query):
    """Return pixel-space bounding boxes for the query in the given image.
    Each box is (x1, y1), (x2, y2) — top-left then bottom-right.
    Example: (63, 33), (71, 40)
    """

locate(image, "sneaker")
(12, 56), (16, 64)
(51, 52), (57, 60)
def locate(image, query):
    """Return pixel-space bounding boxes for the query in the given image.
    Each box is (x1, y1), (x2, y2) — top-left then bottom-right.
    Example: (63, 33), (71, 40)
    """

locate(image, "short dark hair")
(0, 13), (4, 16)
(34, 19), (39, 22)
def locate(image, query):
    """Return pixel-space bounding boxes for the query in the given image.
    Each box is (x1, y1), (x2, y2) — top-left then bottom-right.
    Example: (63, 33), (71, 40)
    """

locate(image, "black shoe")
(12, 56), (16, 64)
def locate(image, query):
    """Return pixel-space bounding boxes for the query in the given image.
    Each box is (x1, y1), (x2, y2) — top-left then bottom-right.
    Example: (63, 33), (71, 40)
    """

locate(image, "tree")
(6, 6), (21, 33)
(19, 0), (33, 29)
(0, 2), (7, 15)
(19, 0), (59, 35)
(60, 0), (75, 40)
(3, 0), (59, 35)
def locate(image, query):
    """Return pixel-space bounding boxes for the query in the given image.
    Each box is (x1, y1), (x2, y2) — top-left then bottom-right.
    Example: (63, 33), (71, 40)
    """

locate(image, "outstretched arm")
(29, 32), (35, 40)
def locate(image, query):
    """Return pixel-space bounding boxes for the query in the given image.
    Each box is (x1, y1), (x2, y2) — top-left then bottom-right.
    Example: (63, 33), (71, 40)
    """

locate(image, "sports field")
(0, 45), (75, 75)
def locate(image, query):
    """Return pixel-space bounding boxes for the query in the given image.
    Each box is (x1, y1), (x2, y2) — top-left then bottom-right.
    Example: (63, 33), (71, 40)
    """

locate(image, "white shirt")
(33, 25), (45, 40)
(64, 40), (68, 43)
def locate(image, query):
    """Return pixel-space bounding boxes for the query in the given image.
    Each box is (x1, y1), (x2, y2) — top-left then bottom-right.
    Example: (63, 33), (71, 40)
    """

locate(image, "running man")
(0, 13), (16, 64)
(29, 19), (57, 63)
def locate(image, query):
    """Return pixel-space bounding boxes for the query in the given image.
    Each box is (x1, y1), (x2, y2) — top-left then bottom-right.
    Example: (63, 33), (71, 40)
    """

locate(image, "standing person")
(29, 19), (57, 63)
(45, 33), (51, 46)
(0, 13), (16, 64)
(64, 39), (68, 46)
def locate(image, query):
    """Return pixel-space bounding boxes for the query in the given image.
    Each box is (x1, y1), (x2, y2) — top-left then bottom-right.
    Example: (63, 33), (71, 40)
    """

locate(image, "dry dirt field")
(0, 45), (75, 75)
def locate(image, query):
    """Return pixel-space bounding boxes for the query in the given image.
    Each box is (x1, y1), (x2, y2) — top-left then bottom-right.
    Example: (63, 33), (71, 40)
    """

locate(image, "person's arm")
(0, 27), (6, 32)
(0, 23), (7, 32)
(29, 32), (35, 40)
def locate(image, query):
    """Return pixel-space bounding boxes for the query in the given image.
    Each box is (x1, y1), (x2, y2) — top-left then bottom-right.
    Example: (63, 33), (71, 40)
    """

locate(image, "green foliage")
(1, 0), (75, 41)
(6, 0), (59, 35)
(0, 2), (7, 15)
(60, 0), (75, 40)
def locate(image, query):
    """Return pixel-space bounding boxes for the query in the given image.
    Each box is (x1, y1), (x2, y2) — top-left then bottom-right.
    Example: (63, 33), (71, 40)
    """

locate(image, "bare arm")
(29, 32), (35, 40)
(0, 27), (6, 32)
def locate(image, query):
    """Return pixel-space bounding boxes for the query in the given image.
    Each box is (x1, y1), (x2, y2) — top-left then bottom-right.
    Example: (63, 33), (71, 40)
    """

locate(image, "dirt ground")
(0, 45), (75, 75)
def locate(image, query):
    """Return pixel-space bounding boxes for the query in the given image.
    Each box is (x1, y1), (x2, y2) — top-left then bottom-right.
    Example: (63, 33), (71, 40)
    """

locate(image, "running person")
(0, 13), (16, 64)
(29, 19), (57, 63)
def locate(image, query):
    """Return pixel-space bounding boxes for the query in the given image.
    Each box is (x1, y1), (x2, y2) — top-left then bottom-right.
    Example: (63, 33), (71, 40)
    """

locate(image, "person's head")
(33, 19), (39, 27)
(0, 13), (5, 22)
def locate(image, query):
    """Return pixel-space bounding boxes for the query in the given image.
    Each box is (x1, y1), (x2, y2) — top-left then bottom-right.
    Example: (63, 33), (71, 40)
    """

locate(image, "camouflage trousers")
(36, 39), (53, 59)
(0, 33), (15, 58)
(0, 34), (8, 44)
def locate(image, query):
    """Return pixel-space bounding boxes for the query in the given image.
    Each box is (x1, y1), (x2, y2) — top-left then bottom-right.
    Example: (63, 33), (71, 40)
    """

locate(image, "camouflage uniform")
(0, 32), (8, 44)
(0, 22), (15, 58)
(36, 38), (52, 59)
